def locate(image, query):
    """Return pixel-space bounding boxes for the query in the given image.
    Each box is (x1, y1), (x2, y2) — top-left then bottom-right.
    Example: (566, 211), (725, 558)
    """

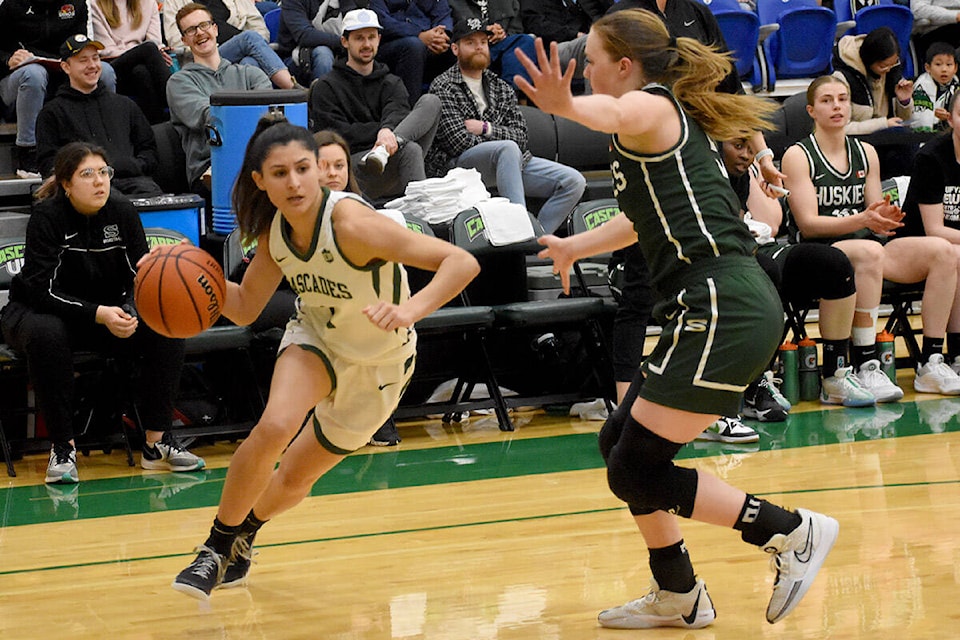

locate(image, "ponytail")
(591, 9), (777, 141)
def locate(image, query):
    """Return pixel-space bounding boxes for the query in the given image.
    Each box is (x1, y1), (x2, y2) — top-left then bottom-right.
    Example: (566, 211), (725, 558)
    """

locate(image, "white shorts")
(279, 318), (416, 453)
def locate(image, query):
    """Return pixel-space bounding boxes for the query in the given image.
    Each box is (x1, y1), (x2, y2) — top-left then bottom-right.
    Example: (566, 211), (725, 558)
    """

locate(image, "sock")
(851, 343), (877, 368)
(733, 495), (803, 547)
(648, 540), (696, 593)
(922, 336), (945, 363)
(204, 518), (241, 556)
(947, 333), (960, 362)
(821, 339), (849, 378)
(239, 510), (268, 536)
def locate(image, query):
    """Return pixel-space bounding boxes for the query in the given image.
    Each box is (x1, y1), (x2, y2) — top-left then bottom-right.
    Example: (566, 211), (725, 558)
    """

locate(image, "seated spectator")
(723, 137), (872, 408)
(167, 2), (273, 199)
(37, 35), (162, 197)
(909, 41), (959, 133)
(912, 0), (960, 66)
(782, 74), (960, 397)
(833, 26), (914, 135)
(0, 0), (117, 177)
(309, 9), (441, 202)
(91, 0), (173, 124)
(448, 0), (536, 88)
(277, 0), (343, 85)
(902, 90), (960, 371)
(343, 0), (455, 105)
(164, 0), (299, 89)
(427, 21), (585, 233)
(0, 141), (205, 485)
(519, 0), (612, 89)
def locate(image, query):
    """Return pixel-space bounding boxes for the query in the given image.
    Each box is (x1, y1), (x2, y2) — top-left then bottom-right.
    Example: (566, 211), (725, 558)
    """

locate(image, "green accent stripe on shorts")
(284, 343), (338, 392)
(312, 414), (355, 455)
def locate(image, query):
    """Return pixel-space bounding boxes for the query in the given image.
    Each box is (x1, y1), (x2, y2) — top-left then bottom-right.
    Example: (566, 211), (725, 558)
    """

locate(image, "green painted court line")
(1, 399), (958, 528)
(6, 475), (960, 578)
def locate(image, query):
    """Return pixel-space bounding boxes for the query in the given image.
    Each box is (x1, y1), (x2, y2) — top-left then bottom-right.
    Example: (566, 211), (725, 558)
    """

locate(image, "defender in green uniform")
(516, 8), (839, 630)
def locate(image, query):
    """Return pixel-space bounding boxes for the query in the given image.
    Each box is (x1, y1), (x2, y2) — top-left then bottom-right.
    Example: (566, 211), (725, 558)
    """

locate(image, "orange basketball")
(134, 244), (226, 338)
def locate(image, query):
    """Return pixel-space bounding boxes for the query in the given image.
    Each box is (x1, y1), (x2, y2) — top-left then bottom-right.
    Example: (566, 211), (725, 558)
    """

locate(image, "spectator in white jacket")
(913, 0), (960, 64)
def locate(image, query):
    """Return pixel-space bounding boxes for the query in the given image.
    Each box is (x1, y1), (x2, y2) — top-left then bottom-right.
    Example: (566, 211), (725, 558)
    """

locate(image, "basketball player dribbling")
(514, 9), (838, 628)
(171, 115), (479, 600)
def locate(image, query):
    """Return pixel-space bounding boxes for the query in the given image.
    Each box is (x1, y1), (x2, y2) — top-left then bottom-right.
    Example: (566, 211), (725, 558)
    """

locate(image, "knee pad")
(606, 416), (699, 517)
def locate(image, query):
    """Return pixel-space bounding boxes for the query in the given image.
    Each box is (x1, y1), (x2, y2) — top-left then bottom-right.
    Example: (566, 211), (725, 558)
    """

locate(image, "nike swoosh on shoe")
(681, 586), (700, 625)
(794, 525), (814, 563)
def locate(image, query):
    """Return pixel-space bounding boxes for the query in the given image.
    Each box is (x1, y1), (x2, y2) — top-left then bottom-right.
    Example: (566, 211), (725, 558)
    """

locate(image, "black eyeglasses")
(182, 20), (215, 38)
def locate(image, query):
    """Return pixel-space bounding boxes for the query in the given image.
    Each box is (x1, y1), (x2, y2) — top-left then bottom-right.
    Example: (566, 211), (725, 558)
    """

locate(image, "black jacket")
(0, 0), (88, 78)
(309, 59), (411, 150)
(36, 83), (159, 181)
(9, 193), (148, 325)
(520, 0), (612, 43)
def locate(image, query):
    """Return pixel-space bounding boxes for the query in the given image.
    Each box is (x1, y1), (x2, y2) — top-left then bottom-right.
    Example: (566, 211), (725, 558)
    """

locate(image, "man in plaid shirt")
(426, 18), (585, 233)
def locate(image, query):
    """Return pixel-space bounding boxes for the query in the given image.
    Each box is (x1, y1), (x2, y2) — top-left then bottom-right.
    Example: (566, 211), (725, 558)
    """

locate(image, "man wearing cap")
(0, 0), (117, 178)
(308, 8), (441, 202)
(167, 2), (273, 200)
(36, 35), (163, 196)
(342, 0), (454, 105)
(447, 0), (536, 88)
(426, 20), (585, 234)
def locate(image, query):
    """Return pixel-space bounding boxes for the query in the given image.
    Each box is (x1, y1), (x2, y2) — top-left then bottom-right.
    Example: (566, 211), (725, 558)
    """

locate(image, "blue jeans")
(220, 30), (287, 81)
(0, 63), (116, 147)
(456, 140), (586, 233)
(490, 33), (536, 87)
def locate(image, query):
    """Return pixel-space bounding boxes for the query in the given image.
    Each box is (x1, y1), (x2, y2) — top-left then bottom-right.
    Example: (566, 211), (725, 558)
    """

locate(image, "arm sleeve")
(311, 81), (381, 149)
(233, 0), (271, 41)
(487, 81), (528, 149)
(163, 0), (188, 49)
(281, 0), (342, 48)
(146, 1), (163, 45)
(432, 83), (483, 159)
(365, 0), (425, 39)
(910, 151), (946, 205)
(131, 104), (159, 176)
(35, 107), (62, 177)
(90, 3), (125, 58)
(379, 77), (412, 131)
(427, 0), (454, 31)
(912, 0), (960, 29)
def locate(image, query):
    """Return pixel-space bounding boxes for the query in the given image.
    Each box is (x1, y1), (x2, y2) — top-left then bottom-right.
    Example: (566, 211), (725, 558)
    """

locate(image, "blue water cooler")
(207, 90), (308, 235)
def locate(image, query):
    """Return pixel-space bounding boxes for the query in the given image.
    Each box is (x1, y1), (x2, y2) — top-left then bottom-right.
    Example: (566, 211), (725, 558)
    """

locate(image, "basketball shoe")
(141, 431), (206, 471)
(742, 373), (789, 422)
(697, 415), (760, 444)
(763, 508), (839, 623)
(855, 360), (903, 402)
(45, 442), (79, 484)
(369, 417), (401, 446)
(172, 545), (228, 600)
(820, 367), (875, 407)
(914, 354), (960, 395)
(220, 530), (258, 589)
(598, 577), (716, 629)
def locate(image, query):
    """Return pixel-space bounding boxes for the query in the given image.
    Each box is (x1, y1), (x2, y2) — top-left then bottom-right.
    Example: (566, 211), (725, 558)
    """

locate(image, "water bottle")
(798, 337), (820, 401)
(169, 50), (181, 73)
(877, 330), (896, 383)
(778, 341), (799, 406)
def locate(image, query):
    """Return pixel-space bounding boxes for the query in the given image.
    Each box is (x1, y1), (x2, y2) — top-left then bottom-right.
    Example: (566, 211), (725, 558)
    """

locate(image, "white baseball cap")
(341, 9), (382, 36)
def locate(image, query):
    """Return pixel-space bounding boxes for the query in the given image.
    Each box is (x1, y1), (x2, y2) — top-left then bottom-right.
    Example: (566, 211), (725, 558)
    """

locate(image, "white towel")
(376, 208), (407, 227)
(474, 198), (536, 246)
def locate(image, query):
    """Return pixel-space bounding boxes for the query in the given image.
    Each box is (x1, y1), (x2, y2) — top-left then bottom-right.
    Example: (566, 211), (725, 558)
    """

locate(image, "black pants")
(110, 42), (172, 124)
(0, 301), (185, 444)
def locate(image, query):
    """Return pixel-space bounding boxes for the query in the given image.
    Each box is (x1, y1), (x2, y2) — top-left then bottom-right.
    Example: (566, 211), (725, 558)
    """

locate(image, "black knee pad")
(606, 415), (699, 517)
(598, 371), (645, 461)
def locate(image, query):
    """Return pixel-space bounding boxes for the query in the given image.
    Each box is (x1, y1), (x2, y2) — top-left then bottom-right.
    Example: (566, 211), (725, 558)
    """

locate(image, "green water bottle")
(798, 337), (820, 401)
(778, 341), (799, 406)
(877, 330), (896, 383)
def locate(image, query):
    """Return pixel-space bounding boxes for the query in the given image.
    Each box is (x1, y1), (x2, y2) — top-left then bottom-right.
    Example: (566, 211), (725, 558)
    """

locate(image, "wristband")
(481, 121), (489, 136)
(754, 148), (774, 162)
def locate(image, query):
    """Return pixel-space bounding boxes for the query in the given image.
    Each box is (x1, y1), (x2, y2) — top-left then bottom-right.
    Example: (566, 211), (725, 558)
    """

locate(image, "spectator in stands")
(833, 26), (914, 135)
(427, 20), (585, 233)
(342, 0), (455, 104)
(0, 0), (117, 178)
(164, 0), (300, 89)
(37, 35), (163, 197)
(519, 0), (612, 89)
(901, 90), (960, 371)
(782, 74), (960, 397)
(167, 2), (273, 199)
(91, 0), (172, 124)
(447, 0), (536, 87)
(722, 137), (874, 408)
(0, 141), (205, 485)
(912, 0), (960, 67)
(308, 9), (441, 202)
(909, 41), (959, 133)
(277, 0), (343, 85)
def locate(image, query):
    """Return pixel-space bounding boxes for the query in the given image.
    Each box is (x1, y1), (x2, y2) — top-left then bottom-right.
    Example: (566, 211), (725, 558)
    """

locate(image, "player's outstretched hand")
(537, 234), (575, 294)
(363, 301), (416, 332)
(514, 38), (576, 116)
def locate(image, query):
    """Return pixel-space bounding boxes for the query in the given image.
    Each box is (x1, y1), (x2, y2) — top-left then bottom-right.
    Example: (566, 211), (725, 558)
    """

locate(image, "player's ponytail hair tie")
(667, 35), (677, 49)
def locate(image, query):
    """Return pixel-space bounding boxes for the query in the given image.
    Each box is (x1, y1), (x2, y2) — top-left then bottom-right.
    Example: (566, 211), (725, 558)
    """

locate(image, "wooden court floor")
(2, 371), (960, 639)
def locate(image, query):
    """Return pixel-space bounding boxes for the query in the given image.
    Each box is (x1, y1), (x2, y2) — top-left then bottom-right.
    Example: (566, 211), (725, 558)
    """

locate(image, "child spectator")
(910, 41), (960, 132)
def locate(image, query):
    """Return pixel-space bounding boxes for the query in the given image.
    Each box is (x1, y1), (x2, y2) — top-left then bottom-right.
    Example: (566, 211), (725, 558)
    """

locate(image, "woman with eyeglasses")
(833, 26), (914, 135)
(0, 141), (206, 486)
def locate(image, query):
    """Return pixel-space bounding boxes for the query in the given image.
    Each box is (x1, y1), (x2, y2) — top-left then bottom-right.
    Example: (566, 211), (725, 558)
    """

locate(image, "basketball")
(134, 244), (226, 338)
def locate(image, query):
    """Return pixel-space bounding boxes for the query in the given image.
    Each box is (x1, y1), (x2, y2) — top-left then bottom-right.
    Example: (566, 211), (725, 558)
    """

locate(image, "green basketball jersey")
(610, 84), (755, 291)
(784, 134), (873, 243)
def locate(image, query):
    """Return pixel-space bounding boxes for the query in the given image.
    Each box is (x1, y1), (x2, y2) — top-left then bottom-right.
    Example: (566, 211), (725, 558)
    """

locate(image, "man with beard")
(308, 8), (441, 202)
(426, 19), (585, 233)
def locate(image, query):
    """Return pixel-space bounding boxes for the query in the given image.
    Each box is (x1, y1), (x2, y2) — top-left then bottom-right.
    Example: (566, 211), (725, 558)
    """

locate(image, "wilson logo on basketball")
(196, 273), (221, 323)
